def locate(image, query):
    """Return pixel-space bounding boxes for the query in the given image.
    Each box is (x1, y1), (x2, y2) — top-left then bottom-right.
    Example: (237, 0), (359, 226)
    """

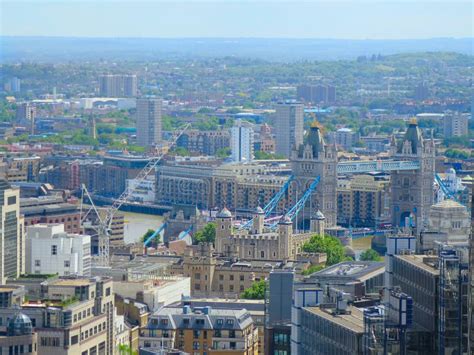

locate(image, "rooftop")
(311, 261), (384, 281)
(48, 278), (93, 287)
(303, 306), (364, 333)
(394, 255), (439, 276)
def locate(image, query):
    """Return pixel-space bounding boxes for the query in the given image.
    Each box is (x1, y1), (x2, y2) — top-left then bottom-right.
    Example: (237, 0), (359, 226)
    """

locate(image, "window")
(51, 245), (57, 255)
(64, 261), (70, 268)
(71, 335), (79, 345)
(219, 275), (224, 281)
(195, 273), (201, 280)
(161, 319), (169, 325)
(193, 341), (200, 350)
(7, 196), (16, 205)
(105, 287), (111, 296)
(216, 319), (223, 325)
(260, 251), (265, 258)
(35, 260), (41, 267)
(214, 330), (221, 337)
(240, 275), (244, 281)
(193, 330), (200, 339)
(229, 330), (235, 338)
(229, 275), (234, 281)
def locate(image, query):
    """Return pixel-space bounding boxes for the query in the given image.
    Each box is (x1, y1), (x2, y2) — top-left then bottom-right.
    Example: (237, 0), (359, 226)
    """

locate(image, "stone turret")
(253, 206), (265, 234)
(310, 210), (325, 235)
(278, 215), (293, 259)
(215, 207), (233, 254)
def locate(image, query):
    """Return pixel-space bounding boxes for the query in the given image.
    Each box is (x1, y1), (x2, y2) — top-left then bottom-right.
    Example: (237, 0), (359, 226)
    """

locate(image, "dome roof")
(217, 207), (232, 218)
(255, 206), (265, 214)
(279, 215), (292, 225)
(312, 210), (325, 220)
(7, 311), (33, 336)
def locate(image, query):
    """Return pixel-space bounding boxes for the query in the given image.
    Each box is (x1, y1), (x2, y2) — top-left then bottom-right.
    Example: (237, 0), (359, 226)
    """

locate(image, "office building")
(0, 277), (116, 355)
(443, 113), (469, 138)
(176, 129), (230, 156)
(231, 120), (254, 163)
(136, 98), (162, 148)
(335, 128), (359, 151)
(296, 84), (336, 104)
(274, 102), (304, 158)
(99, 74), (137, 97)
(139, 305), (259, 354)
(0, 180), (22, 284)
(0, 310), (37, 355)
(25, 224), (91, 277)
(16, 103), (36, 134)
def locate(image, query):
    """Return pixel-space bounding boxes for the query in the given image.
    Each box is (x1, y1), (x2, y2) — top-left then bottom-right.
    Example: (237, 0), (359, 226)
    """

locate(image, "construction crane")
(144, 222), (167, 248)
(239, 175), (294, 230)
(269, 176), (321, 229)
(83, 123), (190, 266)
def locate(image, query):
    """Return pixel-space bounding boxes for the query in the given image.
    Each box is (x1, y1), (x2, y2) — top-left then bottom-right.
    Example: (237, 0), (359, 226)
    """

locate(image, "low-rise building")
(140, 306), (259, 355)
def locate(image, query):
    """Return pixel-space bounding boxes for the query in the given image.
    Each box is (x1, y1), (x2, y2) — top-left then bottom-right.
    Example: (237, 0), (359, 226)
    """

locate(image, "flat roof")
(304, 306), (365, 333)
(394, 255), (439, 276)
(48, 279), (92, 287)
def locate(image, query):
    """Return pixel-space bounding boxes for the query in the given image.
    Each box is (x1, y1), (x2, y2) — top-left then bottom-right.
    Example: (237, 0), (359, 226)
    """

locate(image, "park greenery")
(359, 249), (382, 262)
(193, 223), (216, 245)
(301, 234), (348, 266)
(241, 279), (266, 300)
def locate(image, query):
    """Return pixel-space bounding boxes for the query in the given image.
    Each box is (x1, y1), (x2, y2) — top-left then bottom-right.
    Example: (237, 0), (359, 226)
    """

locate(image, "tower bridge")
(336, 159), (420, 174)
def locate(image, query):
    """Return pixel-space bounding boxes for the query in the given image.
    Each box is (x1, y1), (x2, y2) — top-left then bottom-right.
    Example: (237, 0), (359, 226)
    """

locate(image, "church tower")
(390, 118), (435, 230)
(291, 121), (337, 227)
(278, 215), (293, 259)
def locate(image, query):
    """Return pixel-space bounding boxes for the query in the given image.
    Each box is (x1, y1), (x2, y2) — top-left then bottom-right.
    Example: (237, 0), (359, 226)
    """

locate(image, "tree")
(301, 264), (325, 276)
(241, 280), (266, 299)
(359, 249), (382, 261)
(193, 223), (216, 245)
(141, 228), (160, 245)
(301, 234), (347, 266)
(216, 147), (231, 158)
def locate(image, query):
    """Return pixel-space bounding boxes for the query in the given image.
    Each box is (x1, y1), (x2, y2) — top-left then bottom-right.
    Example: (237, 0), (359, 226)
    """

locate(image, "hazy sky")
(1, 1), (472, 39)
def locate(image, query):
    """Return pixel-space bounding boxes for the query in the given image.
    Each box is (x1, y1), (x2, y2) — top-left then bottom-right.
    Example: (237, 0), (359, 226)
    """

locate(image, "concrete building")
(136, 98), (162, 148)
(296, 84), (336, 104)
(337, 174), (390, 228)
(231, 120), (254, 163)
(419, 200), (470, 252)
(21, 196), (82, 234)
(390, 119), (435, 230)
(274, 102), (304, 158)
(99, 74), (137, 97)
(335, 128), (359, 151)
(299, 305), (364, 354)
(0, 310), (37, 355)
(443, 113), (469, 138)
(16, 103), (36, 134)
(25, 224), (91, 277)
(0, 180), (22, 284)
(113, 277), (191, 313)
(291, 121), (338, 227)
(139, 306), (259, 355)
(414, 82), (430, 101)
(176, 130), (230, 156)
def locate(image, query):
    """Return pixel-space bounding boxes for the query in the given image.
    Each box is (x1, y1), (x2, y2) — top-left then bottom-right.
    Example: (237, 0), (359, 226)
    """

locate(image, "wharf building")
(176, 129), (230, 156)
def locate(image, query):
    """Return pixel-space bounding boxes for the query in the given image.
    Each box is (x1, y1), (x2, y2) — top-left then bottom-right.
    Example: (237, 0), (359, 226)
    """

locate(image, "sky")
(1, 0), (472, 39)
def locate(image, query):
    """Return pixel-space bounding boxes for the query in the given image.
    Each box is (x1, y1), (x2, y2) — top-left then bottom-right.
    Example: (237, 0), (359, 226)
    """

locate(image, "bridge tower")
(291, 121), (337, 228)
(390, 118), (435, 230)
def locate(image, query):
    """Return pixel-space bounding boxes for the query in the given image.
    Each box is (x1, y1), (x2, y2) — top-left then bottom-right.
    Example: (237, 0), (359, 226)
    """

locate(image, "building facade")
(99, 74), (137, 97)
(25, 224), (91, 277)
(231, 121), (254, 163)
(274, 102), (304, 158)
(176, 130), (230, 156)
(136, 98), (162, 148)
(443, 113), (469, 138)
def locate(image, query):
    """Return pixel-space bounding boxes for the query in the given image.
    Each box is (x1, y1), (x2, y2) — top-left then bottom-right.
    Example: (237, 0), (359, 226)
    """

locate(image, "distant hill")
(1, 37), (472, 62)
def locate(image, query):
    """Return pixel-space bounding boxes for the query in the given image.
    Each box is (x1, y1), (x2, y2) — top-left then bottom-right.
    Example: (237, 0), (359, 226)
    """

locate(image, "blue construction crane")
(144, 222), (167, 247)
(435, 174), (455, 200)
(239, 175), (295, 230)
(179, 225), (193, 240)
(269, 176), (320, 229)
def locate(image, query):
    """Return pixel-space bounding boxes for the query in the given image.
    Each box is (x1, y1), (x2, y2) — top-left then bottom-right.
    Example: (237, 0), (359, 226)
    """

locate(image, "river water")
(121, 211), (164, 244)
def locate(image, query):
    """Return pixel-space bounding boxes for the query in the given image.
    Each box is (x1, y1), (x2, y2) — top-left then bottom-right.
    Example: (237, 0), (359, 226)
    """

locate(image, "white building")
(126, 176), (156, 203)
(26, 224), (91, 276)
(335, 127), (359, 151)
(231, 120), (254, 163)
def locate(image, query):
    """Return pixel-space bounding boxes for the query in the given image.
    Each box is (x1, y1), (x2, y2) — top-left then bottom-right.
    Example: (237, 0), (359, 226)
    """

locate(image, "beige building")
(274, 102), (304, 158)
(215, 208), (320, 261)
(0, 310), (38, 355)
(0, 277), (115, 355)
(139, 306), (259, 355)
(0, 180), (23, 284)
(337, 174), (390, 227)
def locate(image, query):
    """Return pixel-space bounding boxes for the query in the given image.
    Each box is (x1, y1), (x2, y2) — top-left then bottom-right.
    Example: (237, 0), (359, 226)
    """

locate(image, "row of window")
(0, 343), (35, 355)
(80, 321), (107, 342)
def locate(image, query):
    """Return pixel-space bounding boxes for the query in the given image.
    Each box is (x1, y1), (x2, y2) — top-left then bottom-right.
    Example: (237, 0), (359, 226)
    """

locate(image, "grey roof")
(216, 207), (232, 218)
(147, 307), (254, 331)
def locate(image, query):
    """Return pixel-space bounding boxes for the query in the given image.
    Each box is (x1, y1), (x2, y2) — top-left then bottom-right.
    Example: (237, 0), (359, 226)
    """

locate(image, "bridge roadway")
(336, 160), (420, 174)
